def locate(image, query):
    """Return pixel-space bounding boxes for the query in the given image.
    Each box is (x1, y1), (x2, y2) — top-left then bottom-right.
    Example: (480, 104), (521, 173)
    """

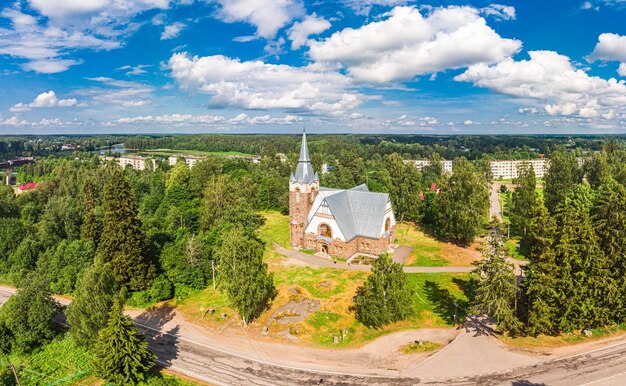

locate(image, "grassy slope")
(395, 223), (477, 267)
(2, 336), (199, 386)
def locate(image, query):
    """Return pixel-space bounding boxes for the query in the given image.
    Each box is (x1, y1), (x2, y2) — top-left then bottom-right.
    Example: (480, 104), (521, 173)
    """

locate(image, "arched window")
(385, 217), (391, 232)
(295, 188), (301, 203)
(310, 188), (316, 203)
(319, 223), (332, 238)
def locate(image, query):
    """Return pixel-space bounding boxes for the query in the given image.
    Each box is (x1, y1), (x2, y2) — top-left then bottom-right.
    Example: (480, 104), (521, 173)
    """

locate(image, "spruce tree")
(544, 150), (580, 213)
(511, 162), (536, 240)
(592, 180), (626, 321)
(96, 166), (155, 290)
(471, 219), (522, 334)
(66, 261), (118, 348)
(80, 177), (101, 243)
(522, 199), (559, 335)
(215, 229), (275, 323)
(92, 298), (155, 385)
(352, 253), (414, 329)
(553, 184), (616, 331)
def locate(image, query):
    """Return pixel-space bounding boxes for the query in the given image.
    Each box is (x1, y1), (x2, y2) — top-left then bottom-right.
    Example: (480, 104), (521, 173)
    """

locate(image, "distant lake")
(95, 144), (129, 155)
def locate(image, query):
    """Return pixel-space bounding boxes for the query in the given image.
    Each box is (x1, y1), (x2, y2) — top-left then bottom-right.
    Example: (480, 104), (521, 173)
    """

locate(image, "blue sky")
(0, 0), (625, 134)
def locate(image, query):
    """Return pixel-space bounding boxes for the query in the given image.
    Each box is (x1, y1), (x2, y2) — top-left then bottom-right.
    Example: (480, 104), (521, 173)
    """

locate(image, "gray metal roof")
(319, 184), (391, 241)
(291, 130), (319, 184)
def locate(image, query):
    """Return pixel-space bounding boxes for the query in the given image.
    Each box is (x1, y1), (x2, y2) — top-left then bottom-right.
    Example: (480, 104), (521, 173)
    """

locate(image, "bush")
(149, 274), (174, 302)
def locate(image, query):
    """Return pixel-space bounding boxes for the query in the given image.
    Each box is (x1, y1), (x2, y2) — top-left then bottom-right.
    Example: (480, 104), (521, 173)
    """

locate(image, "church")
(289, 131), (396, 259)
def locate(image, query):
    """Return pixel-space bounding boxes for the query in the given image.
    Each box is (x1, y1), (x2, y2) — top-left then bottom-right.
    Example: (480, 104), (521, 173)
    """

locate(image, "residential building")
(404, 159), (453, 174)
(168, 155), (206, 168)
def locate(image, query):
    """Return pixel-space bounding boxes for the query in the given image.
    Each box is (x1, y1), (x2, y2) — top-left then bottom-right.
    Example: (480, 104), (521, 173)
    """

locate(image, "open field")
(258, 211), (290, 248)
(135, 148), (255, 158)
(395, 222), (479, 267)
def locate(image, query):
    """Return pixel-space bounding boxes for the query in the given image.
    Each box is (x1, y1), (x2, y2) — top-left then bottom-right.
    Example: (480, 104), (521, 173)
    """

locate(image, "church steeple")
(291, 129), (319, 184)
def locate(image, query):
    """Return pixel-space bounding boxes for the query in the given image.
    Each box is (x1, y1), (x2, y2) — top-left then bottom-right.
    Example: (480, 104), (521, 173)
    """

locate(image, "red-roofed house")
(17, 182), (36, 194)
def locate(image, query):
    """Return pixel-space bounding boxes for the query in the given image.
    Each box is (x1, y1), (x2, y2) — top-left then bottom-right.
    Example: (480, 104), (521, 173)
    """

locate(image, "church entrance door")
(321, 244), (328, 254)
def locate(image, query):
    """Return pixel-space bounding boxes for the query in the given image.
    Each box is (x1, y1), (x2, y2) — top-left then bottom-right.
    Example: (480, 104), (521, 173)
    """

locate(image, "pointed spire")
(291, 128), (319, 184)
(299, 128), (310, 162)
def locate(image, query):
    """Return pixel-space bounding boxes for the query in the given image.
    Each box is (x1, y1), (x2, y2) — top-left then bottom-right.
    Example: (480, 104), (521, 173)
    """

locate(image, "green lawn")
(258, 211), (290, 249)
(135, 148), (255, 158)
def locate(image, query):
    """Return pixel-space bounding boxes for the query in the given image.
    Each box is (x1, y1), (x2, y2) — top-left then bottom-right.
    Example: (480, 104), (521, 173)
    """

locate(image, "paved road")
(490, 183), (502, 221)
(2, 287), (626, 385)
(275, 244), (474, 273)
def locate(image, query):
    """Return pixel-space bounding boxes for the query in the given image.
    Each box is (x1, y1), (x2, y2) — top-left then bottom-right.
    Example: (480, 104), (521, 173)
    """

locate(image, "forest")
(1, 134), (626, 383)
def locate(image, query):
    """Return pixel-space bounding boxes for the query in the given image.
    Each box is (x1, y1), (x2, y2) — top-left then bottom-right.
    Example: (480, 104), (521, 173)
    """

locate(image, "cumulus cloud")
(211, 0), (304, 38)
(228, 113), (303, 125)
(10, 90), (77, 112)
(168, 52), (361, 114)
(117, 113), (225, 124)
(287, 14), (330, 50)
(455, 50), (626, 119)
(27, 0), (170, 20)
(308, 6), (521, 83)
(587, 33), (626, 76)
(161, 22), (186, 40)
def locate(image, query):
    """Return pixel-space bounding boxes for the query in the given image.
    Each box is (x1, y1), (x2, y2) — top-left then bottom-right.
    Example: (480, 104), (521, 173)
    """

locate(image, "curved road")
(2, 287), (625, 385)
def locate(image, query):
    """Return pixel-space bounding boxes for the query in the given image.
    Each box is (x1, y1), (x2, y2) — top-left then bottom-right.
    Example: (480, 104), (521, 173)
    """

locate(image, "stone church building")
(289, 131), (396, 259)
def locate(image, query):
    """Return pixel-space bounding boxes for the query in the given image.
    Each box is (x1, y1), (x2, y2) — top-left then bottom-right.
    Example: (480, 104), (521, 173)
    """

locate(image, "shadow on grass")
(423, 280), (469, 325)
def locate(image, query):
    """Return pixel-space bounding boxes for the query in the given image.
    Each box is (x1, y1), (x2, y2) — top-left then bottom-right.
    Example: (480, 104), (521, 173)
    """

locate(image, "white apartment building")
(168, 155), (206, 168)
(404, 159), (453, 174)
(490, 159), (547, 179)
(101, 155), (156, 170)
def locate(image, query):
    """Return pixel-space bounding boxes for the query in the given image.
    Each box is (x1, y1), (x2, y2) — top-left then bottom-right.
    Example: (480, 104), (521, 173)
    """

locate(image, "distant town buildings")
(61, 144), (78, 151)
(0, 157), (35, 170)
(100, 155), (156, 171)
(489, 157), (585, 179)
(404, 159), (453, 174)
(168, 155), (206, 168)
(490, 159), (548, 179)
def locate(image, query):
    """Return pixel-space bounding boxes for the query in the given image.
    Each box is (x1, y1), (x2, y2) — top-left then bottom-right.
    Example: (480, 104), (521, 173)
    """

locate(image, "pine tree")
(215, 229), (275, 323)
(553, 184), (616, 331)
(522, 199), (559, 335)
(471, 219), (522, 334)
(92, 298), (155, 385)
(592, 180), (626, 321)
(352, 253), (414, 329)
(511, 162), (536, 240)
(96, 166), (155, 290)
(66, 261), (118, 348)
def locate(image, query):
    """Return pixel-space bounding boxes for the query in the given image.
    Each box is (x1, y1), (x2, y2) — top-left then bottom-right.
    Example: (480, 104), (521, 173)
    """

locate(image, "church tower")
(289, 129), (319, 248)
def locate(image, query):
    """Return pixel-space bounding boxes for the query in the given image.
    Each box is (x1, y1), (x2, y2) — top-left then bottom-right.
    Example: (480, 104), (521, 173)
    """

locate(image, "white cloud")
(211, 0), (304, 38)
(27, 0), (170, 20)
(116, 64), (152, 75)
(168, 52), (360, 114)
(80, 77), (154, 108)
(308, 6), (521, 83)
(518, 107), (539, 114)
(463, 119), (477, 125)
(228, 113), (302, 125)
(581, 1), (593, 9)
(588, 33), (626, 62)
(117, 114), (225, 124)
(161, 22), (186, 40)
(480, 4), (516, 20)
(0, 115), (71, 127)
(10, 90), (77, 112)
(342, 0), (409, 16)
(287, 14), (330, 50)
(587, 33), (626, 76)
(456, 50), (626, 119)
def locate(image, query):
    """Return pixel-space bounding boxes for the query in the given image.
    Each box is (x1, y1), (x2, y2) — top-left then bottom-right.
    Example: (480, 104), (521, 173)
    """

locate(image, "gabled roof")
(17, 182), (36, 191)
(309, 184), (391, 241)
(291, 129), (319, 184)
